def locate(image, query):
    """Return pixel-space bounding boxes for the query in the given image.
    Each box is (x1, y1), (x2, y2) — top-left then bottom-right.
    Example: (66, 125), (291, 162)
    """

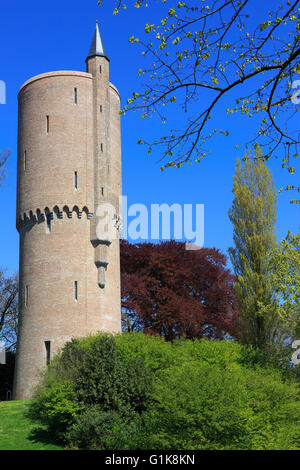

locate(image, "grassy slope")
(0, 400), (63, 450)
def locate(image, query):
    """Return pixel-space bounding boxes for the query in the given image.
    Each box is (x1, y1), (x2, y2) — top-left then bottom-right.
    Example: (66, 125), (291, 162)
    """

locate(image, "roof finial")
(86, 21), (109, 61)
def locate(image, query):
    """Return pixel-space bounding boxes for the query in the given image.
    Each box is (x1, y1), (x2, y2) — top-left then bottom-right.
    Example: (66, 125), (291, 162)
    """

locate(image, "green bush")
(29, 333), (152, 444)
(72, 334), (152, 412)
(135, 362), (300, 450)
(29, 332), (300, 450)
(66, 405), (141, 450)
(29, 377), (82, 441)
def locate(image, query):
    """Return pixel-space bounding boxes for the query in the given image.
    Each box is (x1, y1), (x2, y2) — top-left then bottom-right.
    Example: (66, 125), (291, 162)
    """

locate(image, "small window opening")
(74, 281), (78, 301)
(46, 213), (51, 233)
(25, 286), (28, 308)
(101, 187), (104, 196)
(99, 65), (102, 74)
(100, 105), (102, 113)
(45, 341), (51, 366)
(24, 150), (27, 171)
(74, 88), (77, 104)
(46, 115), (49, 134)
(74, 171), (78, 190)
(100, 143), (103, 152)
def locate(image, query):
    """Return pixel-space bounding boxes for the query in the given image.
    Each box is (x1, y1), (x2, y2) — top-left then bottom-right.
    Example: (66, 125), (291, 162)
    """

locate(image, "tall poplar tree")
(228, 147), (278, 350)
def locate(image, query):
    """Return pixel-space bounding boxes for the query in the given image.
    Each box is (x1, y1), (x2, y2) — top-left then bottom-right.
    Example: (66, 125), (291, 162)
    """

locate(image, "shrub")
(72, 334), (152, 412)
(29, 333), (152, 443)
(29, 332), (300, 450)
(29, 377), (82, 441)
(66, 405), (141, 450)
(135, 362), (300, 450)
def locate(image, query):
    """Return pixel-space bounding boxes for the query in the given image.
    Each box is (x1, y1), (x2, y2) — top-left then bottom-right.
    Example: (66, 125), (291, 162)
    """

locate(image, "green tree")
(270, 231), (300, 338)
(228, 146), (279, 350)
(99, 0), (299, 197)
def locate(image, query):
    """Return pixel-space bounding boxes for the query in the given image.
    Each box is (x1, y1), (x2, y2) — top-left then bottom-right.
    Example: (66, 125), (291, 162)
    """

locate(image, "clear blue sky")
(0, 0), (299, 275)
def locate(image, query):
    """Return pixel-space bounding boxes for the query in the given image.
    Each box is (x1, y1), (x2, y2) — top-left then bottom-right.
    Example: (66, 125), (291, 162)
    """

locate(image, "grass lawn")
(0, 400), (63, 450)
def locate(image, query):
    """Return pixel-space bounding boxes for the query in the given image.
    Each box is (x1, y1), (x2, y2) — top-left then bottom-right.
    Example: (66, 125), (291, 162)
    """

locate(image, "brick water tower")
(13, 22), (122, 400)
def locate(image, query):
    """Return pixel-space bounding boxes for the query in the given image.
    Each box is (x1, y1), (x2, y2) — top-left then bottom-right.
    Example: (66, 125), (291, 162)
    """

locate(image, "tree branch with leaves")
(99, 0), (300, 198)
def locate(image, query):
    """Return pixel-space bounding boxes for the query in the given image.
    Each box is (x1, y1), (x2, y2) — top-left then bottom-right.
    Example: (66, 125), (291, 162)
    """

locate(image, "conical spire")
(86, 21), (109, 61)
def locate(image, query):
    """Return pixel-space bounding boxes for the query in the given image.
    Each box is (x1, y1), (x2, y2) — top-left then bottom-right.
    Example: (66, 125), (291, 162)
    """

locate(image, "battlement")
(17, 205), (94, 231)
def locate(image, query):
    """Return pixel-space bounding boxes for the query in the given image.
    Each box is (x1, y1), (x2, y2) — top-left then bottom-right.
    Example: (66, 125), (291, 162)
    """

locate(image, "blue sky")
(0, 0), (299, 275)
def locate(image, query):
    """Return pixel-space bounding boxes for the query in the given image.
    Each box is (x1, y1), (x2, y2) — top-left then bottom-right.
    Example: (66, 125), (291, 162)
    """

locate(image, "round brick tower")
(13, 22), (122, 400)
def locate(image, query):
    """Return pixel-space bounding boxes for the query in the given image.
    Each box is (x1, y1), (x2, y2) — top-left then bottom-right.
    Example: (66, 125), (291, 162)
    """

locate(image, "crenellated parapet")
(16, 203), (114, 290)
(16, 205), (94, 231)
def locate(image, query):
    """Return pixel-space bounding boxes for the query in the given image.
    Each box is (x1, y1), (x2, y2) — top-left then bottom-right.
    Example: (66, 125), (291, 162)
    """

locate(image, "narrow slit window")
(101, 187), (104, 196)
(74, 171), (78, 190)
(25, 286), (28, 308)
(74, 88), (77, 104)
(100, 105), (102, 113)
(100, 143), (103, 152)
(24, 150), (27, 171)
(45, 341), (51, 366)
(74, 281), (78, 301)
(46, 213), (51, 233)
(99, 65), (102, 74)
(46, 115), (49, 134)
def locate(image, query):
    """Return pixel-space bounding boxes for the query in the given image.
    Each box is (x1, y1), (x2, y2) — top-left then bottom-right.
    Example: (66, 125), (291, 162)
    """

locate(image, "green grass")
(0, 400), (63, 450)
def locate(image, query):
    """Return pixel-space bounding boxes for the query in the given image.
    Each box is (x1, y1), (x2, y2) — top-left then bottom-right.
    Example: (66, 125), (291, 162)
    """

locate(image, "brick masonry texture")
(13, 60), (122, 399)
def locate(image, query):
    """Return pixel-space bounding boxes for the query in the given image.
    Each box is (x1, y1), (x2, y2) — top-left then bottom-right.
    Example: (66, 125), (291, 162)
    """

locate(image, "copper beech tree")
(120, 240), (239, 340)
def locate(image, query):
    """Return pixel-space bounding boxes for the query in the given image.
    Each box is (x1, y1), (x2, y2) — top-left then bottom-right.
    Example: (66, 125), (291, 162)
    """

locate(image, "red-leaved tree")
(120, 240), (239, 341)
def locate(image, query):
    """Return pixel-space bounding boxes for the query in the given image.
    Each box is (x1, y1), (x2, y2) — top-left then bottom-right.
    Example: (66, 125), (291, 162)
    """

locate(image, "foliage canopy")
(228, 148), (279, 349)
(120, 240), (239, 340)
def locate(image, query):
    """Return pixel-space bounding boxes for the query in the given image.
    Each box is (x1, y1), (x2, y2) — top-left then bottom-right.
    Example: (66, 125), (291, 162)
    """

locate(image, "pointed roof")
(86, 21), (109, 61)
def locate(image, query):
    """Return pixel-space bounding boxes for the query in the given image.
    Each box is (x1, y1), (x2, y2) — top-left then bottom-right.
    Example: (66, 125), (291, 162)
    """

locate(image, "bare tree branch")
(0, 149), (11, 185)
(0, 270), (18, 351)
